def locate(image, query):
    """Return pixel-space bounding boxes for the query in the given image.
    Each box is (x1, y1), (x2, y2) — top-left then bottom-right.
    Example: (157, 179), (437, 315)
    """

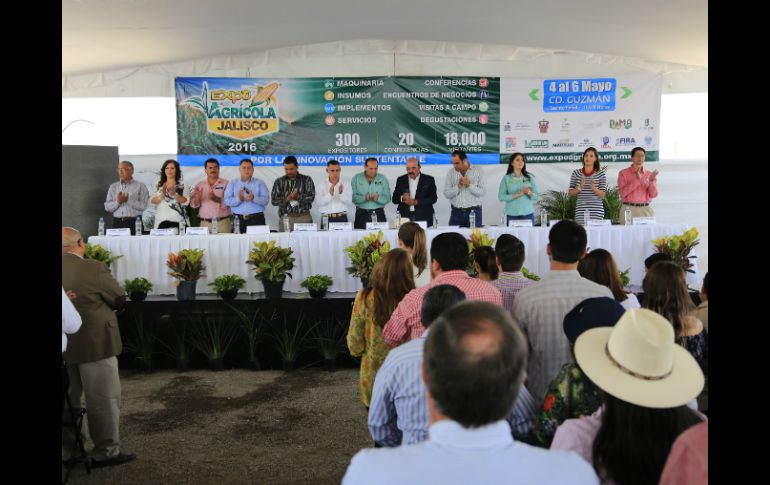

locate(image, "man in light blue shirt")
(223, 158), (270, 232)
(369, 285), (537, 446)
(351, 157), (390, 229)
(344, 301), (599, 485)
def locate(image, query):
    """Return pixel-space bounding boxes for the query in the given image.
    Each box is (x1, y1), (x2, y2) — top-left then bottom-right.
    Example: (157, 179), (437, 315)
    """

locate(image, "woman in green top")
(498, 153), (539, 225)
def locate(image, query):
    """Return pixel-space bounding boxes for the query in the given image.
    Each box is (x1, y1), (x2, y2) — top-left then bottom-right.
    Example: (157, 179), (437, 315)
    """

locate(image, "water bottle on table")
(211, 216), (218, 235)
(135, 216), (142, 235)
(98, 217), (105, 236)
(469, 210), (476, 229)
(625, 209), (633, 226)
(540, 209), (548, 227)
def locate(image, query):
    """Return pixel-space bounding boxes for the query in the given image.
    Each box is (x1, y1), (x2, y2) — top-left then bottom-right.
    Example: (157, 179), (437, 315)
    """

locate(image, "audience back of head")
(473, 246), (498, 280)
(549, 220), (587, 263)
(430, 232), (470, 271)
(494, 234), (526, 272)
(420, 285), (467, 328)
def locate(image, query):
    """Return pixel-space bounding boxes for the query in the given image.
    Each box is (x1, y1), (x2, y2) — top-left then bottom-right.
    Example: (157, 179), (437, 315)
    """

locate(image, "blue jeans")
(507, 214), (535, 225)
(449, 206), (482, 227)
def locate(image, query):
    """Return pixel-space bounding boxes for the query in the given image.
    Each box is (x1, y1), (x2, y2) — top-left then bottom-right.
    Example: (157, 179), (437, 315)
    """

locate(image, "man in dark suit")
(391, 157), (438, 226)
(62, 227), (136, 468)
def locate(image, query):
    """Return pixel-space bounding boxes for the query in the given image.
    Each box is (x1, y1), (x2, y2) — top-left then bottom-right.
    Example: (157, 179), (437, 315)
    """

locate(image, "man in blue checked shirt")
(368, 285), (538, 447)
(224, 158), (270, 233)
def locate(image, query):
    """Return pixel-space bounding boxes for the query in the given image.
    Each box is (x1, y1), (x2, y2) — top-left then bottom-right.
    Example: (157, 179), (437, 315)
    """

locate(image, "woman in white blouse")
(150, 159), (190, 229)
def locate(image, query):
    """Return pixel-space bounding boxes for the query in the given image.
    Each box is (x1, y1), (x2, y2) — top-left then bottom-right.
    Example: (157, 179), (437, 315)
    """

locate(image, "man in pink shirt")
(617, 147), (658, 224)
(382, 232), (503, 348)
(190, 158), (232, 233)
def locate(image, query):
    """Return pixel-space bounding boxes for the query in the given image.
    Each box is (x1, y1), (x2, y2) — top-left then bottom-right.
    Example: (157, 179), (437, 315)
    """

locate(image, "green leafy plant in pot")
(190, 315), (238, 371)
(270, 312), (316, 371)
(124, 277), (153, 301)
(209, 274), (246, 300)
(123, 312), (155, 372)
(345, 231), (390, 288)
(167, 248), (206, 300)
(157, 313), (192, 372)
(538, 190), (577, 221)
(311, 318), (347, 371)
(301, 274), (333, 298)
(85, 243), (123, 269)
(227, 304), (275, 371)
(247, 241), (295, 299)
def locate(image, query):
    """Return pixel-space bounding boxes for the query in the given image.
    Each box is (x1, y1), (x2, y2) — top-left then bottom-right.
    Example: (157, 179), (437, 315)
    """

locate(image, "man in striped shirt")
(382, 232), (503, 348)
(512, 221), (613, 400)
(369, 285), (537, 446)
(492, 234), (536, 315)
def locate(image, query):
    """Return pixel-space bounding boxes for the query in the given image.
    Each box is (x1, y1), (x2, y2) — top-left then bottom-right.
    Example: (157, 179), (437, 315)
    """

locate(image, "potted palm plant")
(247, 241), (295, 299)
(538, 190), (577, 221)
(166, 248), (206, 300)
(270, 312), (316, 371)
(300, 275), (333, 298)
(227, 304), (275, 371)
(209, 274), (246, 300)
(345, 231), (391, 287)
(157, 314), (192, 372)
(602, 186), (622, 224)
(84, 243), (123, 269)
(123, 312), (154, 372)
(124, 277), (153, 301)
(311, 318), (347, 371)
(190, 315), (238, 371)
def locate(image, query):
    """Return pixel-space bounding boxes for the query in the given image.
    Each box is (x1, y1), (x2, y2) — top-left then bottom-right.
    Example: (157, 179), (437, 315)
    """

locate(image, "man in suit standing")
(391, 157), (438, 227)
(62, 227), (136, 468)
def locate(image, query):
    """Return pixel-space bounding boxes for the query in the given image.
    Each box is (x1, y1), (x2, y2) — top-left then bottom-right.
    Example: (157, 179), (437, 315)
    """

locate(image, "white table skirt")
(88, 224), (700, 295)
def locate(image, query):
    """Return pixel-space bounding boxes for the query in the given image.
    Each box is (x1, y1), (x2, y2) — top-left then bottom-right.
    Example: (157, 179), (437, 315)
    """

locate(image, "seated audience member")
(369, 285), (538, 446)
(492, 234), (535, 315)
(659, 421), (708, 485)
(637, 252), (700, 306)
(532, 297), (625, 448)
(344, 301), (599, 485)
(696, 272), (708, 332)
(551, 309), (705, 485)
(397, 222), (431, 288)
(577, 249), (640, 309)
(473, 246), (498, 282)
(382, 232), (502, 348)
(347, 249), (415, 407)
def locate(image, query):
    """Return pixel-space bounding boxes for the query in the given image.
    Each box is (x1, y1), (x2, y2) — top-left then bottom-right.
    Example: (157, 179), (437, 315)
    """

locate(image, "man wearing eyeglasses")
(104, 161), (150, 235)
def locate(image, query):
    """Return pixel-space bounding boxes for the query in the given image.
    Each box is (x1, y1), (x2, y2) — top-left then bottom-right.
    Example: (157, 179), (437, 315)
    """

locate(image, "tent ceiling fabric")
(63, 0), (707, 90)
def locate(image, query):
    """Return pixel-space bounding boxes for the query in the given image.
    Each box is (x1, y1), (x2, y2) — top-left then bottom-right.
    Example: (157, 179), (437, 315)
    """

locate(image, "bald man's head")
(62, 227), (84, 255)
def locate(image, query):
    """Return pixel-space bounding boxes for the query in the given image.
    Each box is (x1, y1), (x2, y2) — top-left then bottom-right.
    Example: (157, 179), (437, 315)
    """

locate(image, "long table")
(89, 224), (700, 295)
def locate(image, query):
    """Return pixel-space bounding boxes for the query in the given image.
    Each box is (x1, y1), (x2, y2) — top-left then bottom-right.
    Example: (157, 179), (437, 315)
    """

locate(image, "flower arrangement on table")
(84, 243), (123, 268)
(345, 230), (391, 281)
(651, 227), (700, 274)
(467, 229), (496, 276)
(166, 248), (206, 282)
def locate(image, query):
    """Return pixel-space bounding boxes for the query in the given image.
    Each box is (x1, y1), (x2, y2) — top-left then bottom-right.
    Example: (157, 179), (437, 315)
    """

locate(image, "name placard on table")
(366, 222), (389, 230)
(106, 228), (131, 236)
(632, 217), (657, 225)
(246, 225), (271, 235)
(150, 228), (176, 236)
(508, 220), (533, 228)
(293, 223), (317, 232)
(587, 219), (612, 227)
(329, 222), (353, 231)
(185, 227), (209, 235)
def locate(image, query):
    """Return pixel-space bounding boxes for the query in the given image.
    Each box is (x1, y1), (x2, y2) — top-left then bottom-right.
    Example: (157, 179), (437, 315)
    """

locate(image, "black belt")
(325, 212), (347, 217)
(451, 206), (481, 211)
(239, 213), (263, 220)
(623, 202), (650, 207)
(200, 217), (228, 222)
(114, 216), (139, 221)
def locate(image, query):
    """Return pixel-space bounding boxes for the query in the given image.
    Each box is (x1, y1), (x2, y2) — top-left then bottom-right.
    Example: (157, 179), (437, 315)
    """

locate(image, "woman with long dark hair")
(347, 248), (415, 407)
(397, 222), (430, 287)
(150, 159), (190, 229)
(568, 147), (606, 224)
(578, 249), (640, 309)
(498, 153), (539, 225)
(473, 246), (498, 282)
(551, 309), (705, 484)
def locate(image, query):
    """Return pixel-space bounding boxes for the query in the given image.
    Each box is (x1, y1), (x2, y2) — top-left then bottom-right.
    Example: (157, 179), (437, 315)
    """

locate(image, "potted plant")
(270, 312), (316, 371)
(538, 190), (577, 221)
(157, 314), (192, 372)
(602, 186), (622, 224)
(123, 312), (154, 373)
(300, 275), (333, 298)
(209, 274), (246, 300)
(228, 304), (275, 371)
(84, 243), (123, 269)
(246, 241), (295, 299)
(651, 227), (700, 274)
(190, 315), (238, 371)
(166, 248), (206, 300)
(124, 277), (153, 301)
(467, 229), (496, 276)
(345, 231), (391, 287)
(522, 267), (541, 282)
(311, 318), (347, 371)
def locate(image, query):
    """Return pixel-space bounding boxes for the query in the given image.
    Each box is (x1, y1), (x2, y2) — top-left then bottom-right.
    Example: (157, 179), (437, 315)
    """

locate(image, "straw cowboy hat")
(575, 308), (704, 408)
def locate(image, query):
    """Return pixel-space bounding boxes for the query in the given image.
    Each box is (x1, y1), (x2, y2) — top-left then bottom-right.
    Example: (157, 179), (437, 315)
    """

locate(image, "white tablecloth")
(88, 224), (700, 295)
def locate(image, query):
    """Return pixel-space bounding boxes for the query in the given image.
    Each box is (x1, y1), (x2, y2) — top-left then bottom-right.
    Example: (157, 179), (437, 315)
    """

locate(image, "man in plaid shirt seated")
(382, 232), (502, 348)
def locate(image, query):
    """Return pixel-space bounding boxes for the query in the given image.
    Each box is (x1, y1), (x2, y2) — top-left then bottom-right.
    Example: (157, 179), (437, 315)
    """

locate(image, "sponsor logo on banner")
(645, 136), (654, 146)
(325, 115), (336, 126)
(504, 122), (512, 132)
(324, 103), (335, 113)
(324, 90), (335, 101)
(505, 137), (517, 149)
(478, 102), (489, 112)
(525, 139), (549, 148)
(561, 118), (571, 132)
(479, 78), (489, 88)
(601, 136), (611, 148)
(583, 122), (597, 129)
(324, 80), (335, 88)
(578, 138), (593, 148)
(514, 122), (532, 131)
(479, 114), (489, 124)
(479, 90), (490, 99)
(615, 137), (636, 146)
(552, 139), (574, 148)
(610, 119), (632, 130)
(184, 81), (281, 141)
(641, 118), (655, 131)
(538, 119), (550, 133)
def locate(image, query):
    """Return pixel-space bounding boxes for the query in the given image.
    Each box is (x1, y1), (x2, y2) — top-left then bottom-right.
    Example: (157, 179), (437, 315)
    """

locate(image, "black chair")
(62, 361), (91, 483)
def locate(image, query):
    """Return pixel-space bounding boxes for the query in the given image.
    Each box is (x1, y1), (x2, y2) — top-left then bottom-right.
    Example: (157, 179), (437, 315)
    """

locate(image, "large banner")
(175, 74), (660, 166)
(499, 73), (661, 163)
